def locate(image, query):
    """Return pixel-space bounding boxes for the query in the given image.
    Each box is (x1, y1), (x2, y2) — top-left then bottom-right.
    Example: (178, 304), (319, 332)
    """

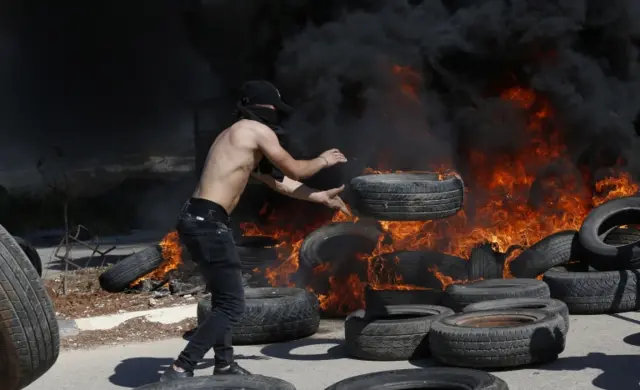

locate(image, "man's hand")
(310, 185), (350, 215)
(319, 149), (347, 167)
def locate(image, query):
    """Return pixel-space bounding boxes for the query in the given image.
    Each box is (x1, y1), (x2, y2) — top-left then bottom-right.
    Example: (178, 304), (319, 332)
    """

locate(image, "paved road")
(28, 312), (640, 390)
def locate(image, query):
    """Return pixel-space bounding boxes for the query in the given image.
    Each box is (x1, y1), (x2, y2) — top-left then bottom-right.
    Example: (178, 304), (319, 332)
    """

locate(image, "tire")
(579, 196), (640, 270)
(298, 222), (381, 280)
(236, 236), (278, 273)
(197, 287), (320, 344)
(442, 279), (550, 312)
(373, 250), (469, 289)
(509, 231), (586, 278)
(344, 305), (454, 361)
(463, 298), (569, 330)
(364, 286), (442, 313)
(468, 245), (502, 280)
(13, 236), (42, 276)
(324, 368), (508, 390)
(349, 173), (464, 221)
(542, 268), (639, 314)
(603, 226), (640, 245)
(0, 224), (60, 390)
(133, 375), (296, 390)
(99, 246), (164, 292)
(429, 309), (566, 368)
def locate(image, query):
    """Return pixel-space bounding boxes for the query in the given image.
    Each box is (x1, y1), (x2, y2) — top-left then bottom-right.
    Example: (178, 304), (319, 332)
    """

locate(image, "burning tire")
(99, 246), (165, 293)
(349, 173), (464, 221)
(344, 304), (454, 361)
(298, 222), (381, 284)
(468, 245), (503, 280)
(509, 231), (587, 278)
(324, 368), (508, 390)
(429, 309), (566, 368)
(462, 298), (569, 330)
(441, 279), (550, 312)
(542, 268), (639, 314)
(579, 196), (640, 271)
(196, 287), (320, 344)
(13, 236), (42, 276)
(236, 236), (278, 273)
(0, 224), (60, 390)
(373, 250), (469, 290)
(364, 285), (442, 312)
(133, 375), (295, 390)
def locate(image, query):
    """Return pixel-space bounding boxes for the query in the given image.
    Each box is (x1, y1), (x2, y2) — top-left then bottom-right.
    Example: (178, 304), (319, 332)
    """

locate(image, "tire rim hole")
(456, 314), (536, 327)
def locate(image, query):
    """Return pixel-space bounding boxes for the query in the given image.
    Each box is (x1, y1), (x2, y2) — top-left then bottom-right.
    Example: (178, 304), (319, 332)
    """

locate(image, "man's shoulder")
(232, 119), (275, 139)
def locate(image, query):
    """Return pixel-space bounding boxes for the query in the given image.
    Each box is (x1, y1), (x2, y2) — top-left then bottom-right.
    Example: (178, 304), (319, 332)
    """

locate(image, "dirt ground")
(61, 317), (198, 350)
(46, 268), (204, 319)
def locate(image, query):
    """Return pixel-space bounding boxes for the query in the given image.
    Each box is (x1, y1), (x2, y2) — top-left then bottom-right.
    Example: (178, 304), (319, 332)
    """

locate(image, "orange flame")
(130, 231), (183, 287)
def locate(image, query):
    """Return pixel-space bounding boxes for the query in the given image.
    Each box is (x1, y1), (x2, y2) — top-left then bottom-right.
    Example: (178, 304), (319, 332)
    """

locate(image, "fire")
(239, 84), (639, 315)
(130, 231), (183, 287)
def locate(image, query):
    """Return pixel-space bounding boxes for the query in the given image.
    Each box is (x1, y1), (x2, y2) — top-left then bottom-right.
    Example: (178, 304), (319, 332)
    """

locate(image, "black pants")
(174, 198), (245, 371)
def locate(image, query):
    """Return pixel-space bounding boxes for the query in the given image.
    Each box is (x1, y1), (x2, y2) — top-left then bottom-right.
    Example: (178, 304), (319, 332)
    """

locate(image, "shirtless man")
(160, 80), (349, 381)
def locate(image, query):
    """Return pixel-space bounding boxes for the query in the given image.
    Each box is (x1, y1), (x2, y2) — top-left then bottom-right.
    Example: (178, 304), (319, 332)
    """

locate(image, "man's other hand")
(312, 185), (350, 215)
(319, 149), (347, 167)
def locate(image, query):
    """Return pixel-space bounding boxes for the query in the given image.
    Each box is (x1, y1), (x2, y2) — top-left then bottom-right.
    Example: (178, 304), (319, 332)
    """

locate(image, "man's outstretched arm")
(254, 124), (347, 180)
(251, 173), (350, 215)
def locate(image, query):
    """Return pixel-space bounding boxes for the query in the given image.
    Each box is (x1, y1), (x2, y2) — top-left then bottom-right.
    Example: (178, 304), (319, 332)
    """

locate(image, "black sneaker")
(213, 362), (251, 375)
(160, 365), (194, 382)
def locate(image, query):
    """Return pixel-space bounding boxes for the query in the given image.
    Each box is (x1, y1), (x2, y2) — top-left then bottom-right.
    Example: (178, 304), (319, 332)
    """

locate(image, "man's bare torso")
(193, 119), (265, 214)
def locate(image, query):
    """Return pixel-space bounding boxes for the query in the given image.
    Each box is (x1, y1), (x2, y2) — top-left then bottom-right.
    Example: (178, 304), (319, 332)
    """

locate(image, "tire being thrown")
(133, 375), (296, 390)
(344, 305), (454, 361)
(429, 309), (566, 368)
(509, 231), (586, 278)
(373, 250), (469, 290)
(197, 287), (320, 345)
(579, 196), (640, 271)
(324, 368), (509, 390)
(542, 268), (639, 314)
(463, 298), (569, 330)
(442, 279), (550, 312)
(13, 236), (42, 276)
(350, 173), (464, 221)
(0, 224), (60, 390)
(99, 246), (164, 293)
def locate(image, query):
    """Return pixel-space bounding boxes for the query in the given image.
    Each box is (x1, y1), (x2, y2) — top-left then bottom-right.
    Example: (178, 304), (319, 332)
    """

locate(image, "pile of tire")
(508, 197), (640, 315)
(98, 235), (279, 293)
(345, 278), (568, 370)
(0, 224), (60, 390)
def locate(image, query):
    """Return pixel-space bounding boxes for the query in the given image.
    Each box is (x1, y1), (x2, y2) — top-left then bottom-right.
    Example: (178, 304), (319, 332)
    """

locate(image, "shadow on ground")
(260, 338), (347, 361)
(623, 332), (640, 347)
(46, 254), (127, 271)
(109, 357), (215, 388)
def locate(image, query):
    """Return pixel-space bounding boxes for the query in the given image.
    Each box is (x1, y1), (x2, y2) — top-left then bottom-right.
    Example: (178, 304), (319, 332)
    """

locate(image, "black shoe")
(213, 362), (251, 375)
(160, 365), (194, 382)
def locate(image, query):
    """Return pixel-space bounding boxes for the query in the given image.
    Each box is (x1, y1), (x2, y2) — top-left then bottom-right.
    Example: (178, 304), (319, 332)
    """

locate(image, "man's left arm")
(251, 173), (350, 215)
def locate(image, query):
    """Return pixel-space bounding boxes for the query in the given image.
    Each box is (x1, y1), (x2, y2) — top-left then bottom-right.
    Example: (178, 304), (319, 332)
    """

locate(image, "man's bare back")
(193, 118), (349, 215)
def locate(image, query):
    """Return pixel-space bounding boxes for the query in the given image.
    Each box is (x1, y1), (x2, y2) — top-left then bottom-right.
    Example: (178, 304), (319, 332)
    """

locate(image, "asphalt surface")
(27, 312), (640, 390)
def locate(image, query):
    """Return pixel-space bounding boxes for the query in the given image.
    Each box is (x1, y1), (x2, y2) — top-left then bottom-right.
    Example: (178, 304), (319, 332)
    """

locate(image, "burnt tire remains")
(579, 196), (640, 271)
(324, 368), (509, 390)
(0, 224), (60, 390)
(344, 305), (454, 361)
(373, 250), (469, 290)
(442, 279), (550, 312)
(350, 173), (464, 221)
(542, 268), (639, 314)
(133, 375), (296, 390)
(509, 230), (586, 278)
(429, 310), (566, 368)
(463, 298), (569, 331)
(99, 246), (164, 292)
(197, 287), (320, 345)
